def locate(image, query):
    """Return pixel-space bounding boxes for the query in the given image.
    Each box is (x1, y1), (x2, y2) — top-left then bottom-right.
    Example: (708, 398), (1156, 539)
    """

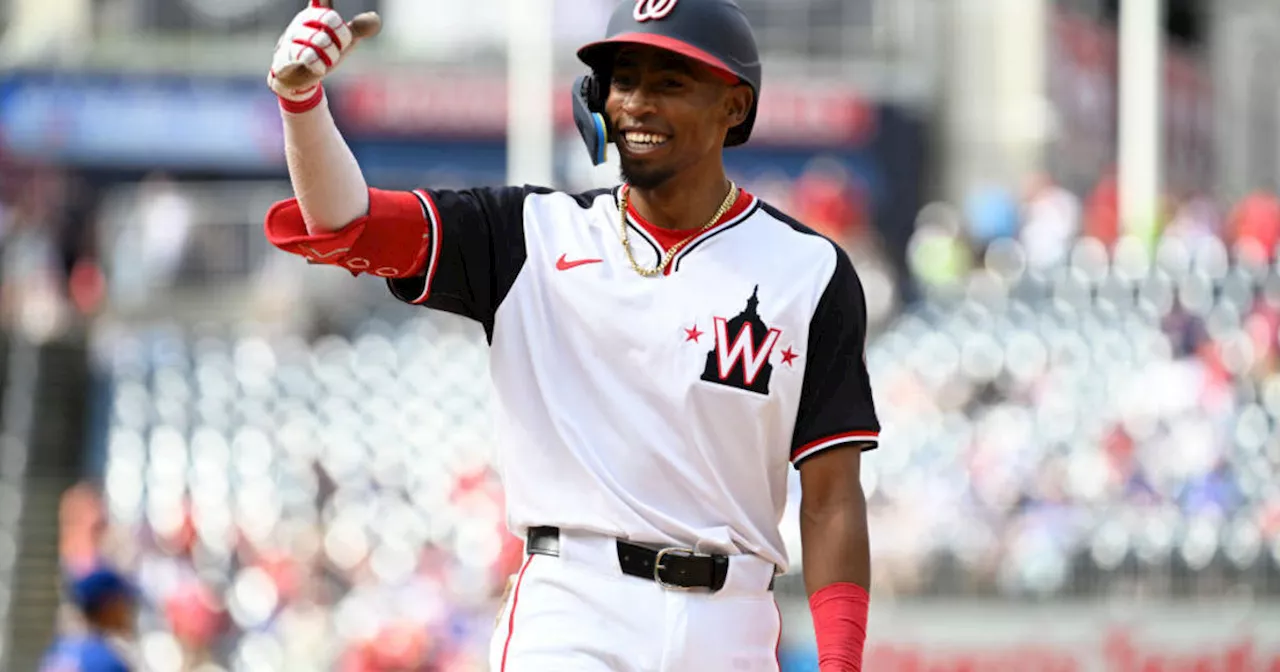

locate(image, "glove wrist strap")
(279, 84), (325, 114)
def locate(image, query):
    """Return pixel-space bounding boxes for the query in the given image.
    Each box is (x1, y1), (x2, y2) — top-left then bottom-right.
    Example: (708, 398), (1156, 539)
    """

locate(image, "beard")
(619, 154), (676, 190)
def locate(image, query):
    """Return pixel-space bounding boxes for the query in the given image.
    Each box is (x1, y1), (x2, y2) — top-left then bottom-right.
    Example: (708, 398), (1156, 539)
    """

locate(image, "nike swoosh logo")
(556, 254), (603, 271)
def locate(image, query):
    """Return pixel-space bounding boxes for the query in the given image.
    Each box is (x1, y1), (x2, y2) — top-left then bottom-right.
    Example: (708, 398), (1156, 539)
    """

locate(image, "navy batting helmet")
(571, 0), (762, 164)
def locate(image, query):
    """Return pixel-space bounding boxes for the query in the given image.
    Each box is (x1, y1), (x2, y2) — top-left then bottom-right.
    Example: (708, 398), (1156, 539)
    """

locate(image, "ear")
(723, 85), (754, 128)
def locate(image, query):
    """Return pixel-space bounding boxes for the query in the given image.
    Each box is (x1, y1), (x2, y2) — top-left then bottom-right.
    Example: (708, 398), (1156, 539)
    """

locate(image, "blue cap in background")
(68, 566), (136, 616)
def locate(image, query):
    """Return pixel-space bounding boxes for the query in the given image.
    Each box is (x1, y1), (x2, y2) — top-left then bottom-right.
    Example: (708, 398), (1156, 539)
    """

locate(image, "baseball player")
(264, 0), (879, 670)
(39, 567), (139, 672)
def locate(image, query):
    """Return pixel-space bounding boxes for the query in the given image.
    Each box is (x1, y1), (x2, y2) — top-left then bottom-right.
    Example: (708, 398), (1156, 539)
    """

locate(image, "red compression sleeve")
(809, 582), (870, 672)
(264, 188), (432, 279)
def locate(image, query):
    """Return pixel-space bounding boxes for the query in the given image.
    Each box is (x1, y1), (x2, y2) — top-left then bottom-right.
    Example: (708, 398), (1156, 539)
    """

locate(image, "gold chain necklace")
(618, 182), (738, 278)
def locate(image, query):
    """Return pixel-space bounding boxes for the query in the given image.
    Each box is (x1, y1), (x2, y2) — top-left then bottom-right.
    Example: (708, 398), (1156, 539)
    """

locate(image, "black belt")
(525, 526), (773, 592)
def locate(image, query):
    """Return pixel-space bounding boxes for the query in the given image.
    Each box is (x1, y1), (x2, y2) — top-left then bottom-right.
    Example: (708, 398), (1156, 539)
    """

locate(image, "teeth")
(625, 131), (668, 146)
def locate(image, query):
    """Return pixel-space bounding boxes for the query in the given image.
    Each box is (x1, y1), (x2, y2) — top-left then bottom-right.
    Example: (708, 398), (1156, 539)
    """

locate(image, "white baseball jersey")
(379, 184), (880, 571)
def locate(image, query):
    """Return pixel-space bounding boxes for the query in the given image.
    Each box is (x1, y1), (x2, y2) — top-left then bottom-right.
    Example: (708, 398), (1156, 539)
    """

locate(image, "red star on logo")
(780, 346), (799, 367)
(685, 324), (704, 343)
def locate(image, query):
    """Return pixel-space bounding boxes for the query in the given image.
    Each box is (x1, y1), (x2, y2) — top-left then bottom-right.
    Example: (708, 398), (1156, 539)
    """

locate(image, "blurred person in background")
(109, 173), (194, 306)
(907, 201), (971, 294)
(59, 483), (110, 580)
(0, 164), (76, 337)
(40, 567), (140, 672)
(791, 156), (869, 248)
(1227, 189), (1280, 264)
(1082, 166), (1119, 250)
(791, 157), (899, 330)
(1164, 189), (1221, 245)
(1019, 171), (1081, 272)
(963, 182), (1019, 257)
(740, 168), (796, 214)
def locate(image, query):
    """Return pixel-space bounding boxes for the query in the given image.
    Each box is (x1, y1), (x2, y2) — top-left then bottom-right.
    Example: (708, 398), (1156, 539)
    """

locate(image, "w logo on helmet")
(633, 0), (678, 22)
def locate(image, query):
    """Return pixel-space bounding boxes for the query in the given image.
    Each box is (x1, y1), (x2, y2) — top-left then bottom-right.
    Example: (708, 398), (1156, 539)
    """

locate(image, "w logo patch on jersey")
(701, 286), (781, 395)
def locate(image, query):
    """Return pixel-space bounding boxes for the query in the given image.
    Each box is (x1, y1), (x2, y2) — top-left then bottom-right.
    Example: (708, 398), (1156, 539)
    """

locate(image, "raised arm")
(262, 2), (536, 332)
(263, 2), (440, 283)
(281, 94), (368, 233)
(268, 0), (382, 232)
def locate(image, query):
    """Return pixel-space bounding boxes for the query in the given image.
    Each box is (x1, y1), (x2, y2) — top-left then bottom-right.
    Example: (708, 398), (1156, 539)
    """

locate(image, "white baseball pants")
(488, 529), (783, 671)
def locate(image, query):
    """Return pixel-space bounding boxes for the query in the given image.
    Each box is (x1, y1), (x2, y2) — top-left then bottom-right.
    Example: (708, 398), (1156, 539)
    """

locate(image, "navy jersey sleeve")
(386, 186), (535, 338)
(790, 246), (880, 467)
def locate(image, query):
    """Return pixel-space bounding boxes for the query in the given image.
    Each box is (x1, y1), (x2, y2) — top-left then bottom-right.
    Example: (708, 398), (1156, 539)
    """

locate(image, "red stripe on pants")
(500, 554), (536, 671)
(773, 600), (783, 671)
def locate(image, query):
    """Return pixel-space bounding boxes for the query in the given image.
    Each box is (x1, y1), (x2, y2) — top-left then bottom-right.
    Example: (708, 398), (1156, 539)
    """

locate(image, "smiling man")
(263, 0), (879, 670)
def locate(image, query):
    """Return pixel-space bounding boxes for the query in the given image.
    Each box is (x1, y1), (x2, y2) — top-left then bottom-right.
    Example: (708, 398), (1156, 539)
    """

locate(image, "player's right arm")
(263, 1), (536, 335)
(267, 0), (381, 233)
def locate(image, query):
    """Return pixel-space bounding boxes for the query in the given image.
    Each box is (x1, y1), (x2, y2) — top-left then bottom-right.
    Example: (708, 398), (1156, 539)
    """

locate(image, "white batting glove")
(268, 0), (381, 112)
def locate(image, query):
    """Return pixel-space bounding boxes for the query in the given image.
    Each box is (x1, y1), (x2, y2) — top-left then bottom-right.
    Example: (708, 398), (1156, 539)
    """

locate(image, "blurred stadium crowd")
(882, 177), (1280, 599)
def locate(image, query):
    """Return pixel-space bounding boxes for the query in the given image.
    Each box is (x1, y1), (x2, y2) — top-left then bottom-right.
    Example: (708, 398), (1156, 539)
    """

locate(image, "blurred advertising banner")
(328, 73), (879, 148)
(0, 70), (881, 169)
(0, 73), (286, 170)
(781, 601), (1280, 672)
(1047, 8), (1214, 196)
(92, 0), (380, 34)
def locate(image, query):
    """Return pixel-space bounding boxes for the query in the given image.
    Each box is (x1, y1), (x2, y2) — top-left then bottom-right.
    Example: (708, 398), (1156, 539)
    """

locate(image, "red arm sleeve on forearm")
(810, 582), (870, 672)
(264, 187), (431, 279)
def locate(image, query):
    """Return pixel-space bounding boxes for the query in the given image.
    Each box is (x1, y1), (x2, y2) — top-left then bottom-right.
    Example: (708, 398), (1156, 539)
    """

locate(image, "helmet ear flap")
(584, 69), (609, 112)
(572, 72), (613, 166)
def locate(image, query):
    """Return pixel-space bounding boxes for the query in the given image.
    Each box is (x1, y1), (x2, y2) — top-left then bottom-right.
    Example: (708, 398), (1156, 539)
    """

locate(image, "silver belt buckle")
(653, 547), (697, 591)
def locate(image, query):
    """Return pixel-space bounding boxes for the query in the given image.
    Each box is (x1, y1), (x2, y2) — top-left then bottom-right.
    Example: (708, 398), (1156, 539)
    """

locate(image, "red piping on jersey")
(500, 554), (536, 671)
(626, 188), (754, 274)
(774, 599), (783, 671)
(791, 430), (879, 461)
(412, 189), (443, 304)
